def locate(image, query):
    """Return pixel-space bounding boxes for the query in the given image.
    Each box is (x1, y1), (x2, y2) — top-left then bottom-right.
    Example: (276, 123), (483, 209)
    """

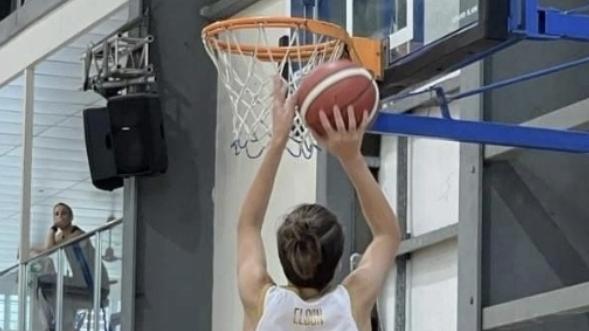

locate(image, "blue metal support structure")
(371, 113), (589, 154)
(543, 9), (589, 40)
(371, 0), (589, 154)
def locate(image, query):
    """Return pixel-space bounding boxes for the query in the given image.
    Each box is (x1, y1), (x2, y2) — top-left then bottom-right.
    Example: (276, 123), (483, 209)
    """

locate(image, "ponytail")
(277, 204), (344, 290)
(284, 221), (322, 280)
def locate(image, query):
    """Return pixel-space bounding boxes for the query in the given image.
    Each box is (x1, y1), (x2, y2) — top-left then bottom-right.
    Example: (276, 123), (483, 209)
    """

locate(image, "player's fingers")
(347, 106), (357, 132)
(272, 76), (286, 106)
(333, 105), (346, 132)
(284, 91), (298, 115)
(360, 110), (371, 131)
(319, 110), (335, 136)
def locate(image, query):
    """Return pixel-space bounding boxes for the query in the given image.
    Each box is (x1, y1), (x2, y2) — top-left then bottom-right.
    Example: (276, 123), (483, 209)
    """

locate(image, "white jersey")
(256, 285), (359, 331)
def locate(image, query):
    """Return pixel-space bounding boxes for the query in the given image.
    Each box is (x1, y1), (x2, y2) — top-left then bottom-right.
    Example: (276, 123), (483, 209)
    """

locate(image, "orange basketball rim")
(202, 16), (383, 79)
(200, 16), (383, 159)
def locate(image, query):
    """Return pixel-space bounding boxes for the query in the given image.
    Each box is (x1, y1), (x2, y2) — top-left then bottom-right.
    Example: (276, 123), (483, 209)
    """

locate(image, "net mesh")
(203, 19), (348, 158)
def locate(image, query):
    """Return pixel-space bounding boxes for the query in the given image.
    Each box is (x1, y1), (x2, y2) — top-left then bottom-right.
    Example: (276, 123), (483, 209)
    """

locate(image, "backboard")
(291, 0), (511, 97)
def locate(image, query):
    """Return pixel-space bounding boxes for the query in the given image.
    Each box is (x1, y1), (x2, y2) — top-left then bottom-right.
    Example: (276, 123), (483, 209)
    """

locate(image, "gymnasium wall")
(212, 0), (319, 330)
(134, 0), (217, 330)
(483, 1), (589, 328)
(379, 105), (460, 331)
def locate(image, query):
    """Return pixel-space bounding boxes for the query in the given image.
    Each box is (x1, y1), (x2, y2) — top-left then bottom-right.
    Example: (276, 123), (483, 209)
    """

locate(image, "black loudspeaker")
(107, 94), (168, 175)
(83, 93), (167, 191)
(83, 107), (124, 191)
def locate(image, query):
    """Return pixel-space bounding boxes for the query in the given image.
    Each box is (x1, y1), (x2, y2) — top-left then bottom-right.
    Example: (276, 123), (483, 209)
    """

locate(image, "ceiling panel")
(0, 109), (22, 125)
(35, 61), (84, 79)
(46, 47), (87, 64)
(0, 98), (89, 115)
(1, 165), (89, 182)
(0, 155), (88, 171)
(36, 126), (85, 140)
(0, 110), (82, 128)
(30, 148), (87, 163)
(0, 86), (99, 105)
(0, 133), (20, 145)
(0, 190), (119, 210)
(69, 32), (113, 50)
(0, 145), (14, 154)
(0, 122), (20, 135)
(10, 72), (86, 92)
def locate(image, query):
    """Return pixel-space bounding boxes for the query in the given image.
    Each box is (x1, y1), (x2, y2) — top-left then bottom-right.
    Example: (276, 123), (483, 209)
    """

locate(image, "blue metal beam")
(543, 9), (589, 40)
(526, 0), (539, 36)
(369, 1), (589, 153)
(369, 112), (589, 154)
(513, 0), (589, 41)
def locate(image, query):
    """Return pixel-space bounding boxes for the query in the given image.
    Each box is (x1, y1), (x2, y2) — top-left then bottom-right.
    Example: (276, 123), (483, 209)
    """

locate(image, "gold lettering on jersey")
(293, 307), (325, 326)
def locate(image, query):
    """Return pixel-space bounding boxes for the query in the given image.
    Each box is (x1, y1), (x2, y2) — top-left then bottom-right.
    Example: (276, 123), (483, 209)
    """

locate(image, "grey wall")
(134, 0), (217, 330)
(482, 1), (589, 329)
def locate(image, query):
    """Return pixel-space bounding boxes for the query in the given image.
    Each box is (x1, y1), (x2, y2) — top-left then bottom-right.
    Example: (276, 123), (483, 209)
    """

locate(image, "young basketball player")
(237, 77), (400, 331)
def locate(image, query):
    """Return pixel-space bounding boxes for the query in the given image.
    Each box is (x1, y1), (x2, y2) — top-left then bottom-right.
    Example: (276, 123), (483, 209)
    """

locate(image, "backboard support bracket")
(349, 36), (386, 80)
(512, 0), (589, 41)
(371, 0), (589, 154)
(370, 112), (589, 154)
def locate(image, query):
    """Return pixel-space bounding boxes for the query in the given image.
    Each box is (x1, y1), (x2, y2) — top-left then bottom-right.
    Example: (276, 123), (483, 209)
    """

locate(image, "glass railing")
(14, 219), (124, 331)
(0, 265), (20, 331)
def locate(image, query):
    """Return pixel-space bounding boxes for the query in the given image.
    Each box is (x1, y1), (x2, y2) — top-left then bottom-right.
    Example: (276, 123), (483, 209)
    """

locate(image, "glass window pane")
(350, 0), (481, 58)
(0, 73), (24, 271)
(29, 17), (125, 258)
(0, 268), (18, 331)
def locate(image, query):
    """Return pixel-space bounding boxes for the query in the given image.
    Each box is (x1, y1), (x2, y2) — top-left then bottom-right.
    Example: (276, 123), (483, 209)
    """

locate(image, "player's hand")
(271, 76), (296, 147)
(312, 105), (370, 162)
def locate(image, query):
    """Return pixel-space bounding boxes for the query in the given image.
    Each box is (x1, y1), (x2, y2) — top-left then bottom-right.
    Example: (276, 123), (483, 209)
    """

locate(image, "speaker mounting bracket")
(83, 15), (156, 98)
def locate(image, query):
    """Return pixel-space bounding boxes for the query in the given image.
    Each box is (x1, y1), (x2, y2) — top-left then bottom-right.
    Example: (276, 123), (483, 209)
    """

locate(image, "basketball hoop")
(202, 16), (364, 159)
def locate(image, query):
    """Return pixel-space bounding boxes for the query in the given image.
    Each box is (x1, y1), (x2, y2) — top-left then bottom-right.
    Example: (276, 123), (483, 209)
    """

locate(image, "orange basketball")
(297, 59), (379, 136)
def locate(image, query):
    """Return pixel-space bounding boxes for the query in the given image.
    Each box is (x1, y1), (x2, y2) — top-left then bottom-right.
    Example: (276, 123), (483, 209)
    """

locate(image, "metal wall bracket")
(371, 1), (589, 154)
(83, 15), (156, 97)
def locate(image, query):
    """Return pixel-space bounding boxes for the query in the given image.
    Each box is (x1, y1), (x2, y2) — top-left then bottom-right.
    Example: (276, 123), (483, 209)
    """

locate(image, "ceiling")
(0, 4), (129, 270)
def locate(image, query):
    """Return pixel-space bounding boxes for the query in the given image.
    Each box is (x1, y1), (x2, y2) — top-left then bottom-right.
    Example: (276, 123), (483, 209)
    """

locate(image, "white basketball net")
(202, 18), (347, 158)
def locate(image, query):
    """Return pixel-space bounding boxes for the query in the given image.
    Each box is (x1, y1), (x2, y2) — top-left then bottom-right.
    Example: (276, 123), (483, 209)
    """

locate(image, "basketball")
(297, 59), (379, 136)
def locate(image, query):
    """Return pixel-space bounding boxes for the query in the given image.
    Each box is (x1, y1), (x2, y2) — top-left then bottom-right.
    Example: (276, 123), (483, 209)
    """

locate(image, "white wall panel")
(408, 106), (460, 236)
(408, 240), (458, 331)
(212, 1), (301, 331)
(379, 102), (460, 331)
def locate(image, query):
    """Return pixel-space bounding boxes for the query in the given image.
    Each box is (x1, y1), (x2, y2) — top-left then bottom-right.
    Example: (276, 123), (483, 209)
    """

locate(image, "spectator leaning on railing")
(45, 202), (85, 250)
